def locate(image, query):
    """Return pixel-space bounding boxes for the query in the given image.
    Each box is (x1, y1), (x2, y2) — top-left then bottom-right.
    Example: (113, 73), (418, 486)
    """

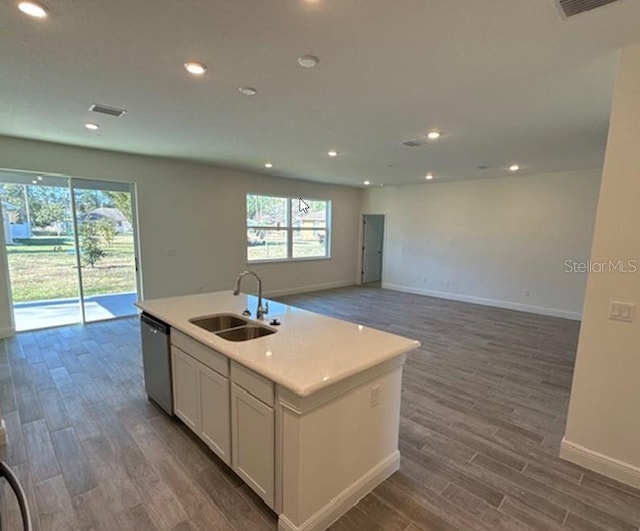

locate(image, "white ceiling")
(1, 0), (640, 187)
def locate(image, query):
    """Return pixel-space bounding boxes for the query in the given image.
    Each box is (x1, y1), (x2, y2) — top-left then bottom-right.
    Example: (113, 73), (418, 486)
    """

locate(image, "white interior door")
(362, 215), (384, 284)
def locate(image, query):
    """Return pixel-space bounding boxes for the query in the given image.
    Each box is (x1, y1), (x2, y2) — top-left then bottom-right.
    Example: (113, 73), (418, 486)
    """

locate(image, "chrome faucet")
(233, 270), (268, 319)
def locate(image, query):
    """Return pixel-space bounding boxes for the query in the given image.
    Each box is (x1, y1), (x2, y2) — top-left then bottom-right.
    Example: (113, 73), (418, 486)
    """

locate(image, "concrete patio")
(13, 291), (138, 331)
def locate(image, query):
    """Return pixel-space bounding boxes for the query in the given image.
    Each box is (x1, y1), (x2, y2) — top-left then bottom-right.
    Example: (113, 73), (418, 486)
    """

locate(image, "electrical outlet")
(166, 248), (177, 256)
(524, 289), (530, 297)
(609, 301), (635, 322)
(371, 385), (380, 408)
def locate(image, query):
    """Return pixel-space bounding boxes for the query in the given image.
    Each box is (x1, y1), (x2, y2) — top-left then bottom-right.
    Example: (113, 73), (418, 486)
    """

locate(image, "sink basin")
(189, 313), (276, 342)
(189, 313), (248, 332)
(216, 325), (276, 342)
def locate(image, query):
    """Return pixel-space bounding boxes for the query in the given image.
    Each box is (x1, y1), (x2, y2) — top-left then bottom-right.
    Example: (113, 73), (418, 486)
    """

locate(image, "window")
(247, 194), (331, 262)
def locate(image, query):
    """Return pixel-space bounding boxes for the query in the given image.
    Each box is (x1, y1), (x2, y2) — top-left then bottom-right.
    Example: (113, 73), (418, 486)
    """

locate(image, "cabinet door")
(199, 365), (231, 466)
(172, 347), (200, 432)
(231, 383), (275, 508)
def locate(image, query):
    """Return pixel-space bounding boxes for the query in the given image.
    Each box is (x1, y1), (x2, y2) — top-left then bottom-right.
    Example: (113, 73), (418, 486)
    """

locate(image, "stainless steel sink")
(189, 313), (248, 332)
(189, 313), (276, 342)
(216, 325), (276, 342)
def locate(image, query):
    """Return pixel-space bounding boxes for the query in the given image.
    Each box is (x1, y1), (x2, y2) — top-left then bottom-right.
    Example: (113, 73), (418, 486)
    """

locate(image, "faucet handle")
(242, 308), (251, 316)
(265, 302), (269, 315)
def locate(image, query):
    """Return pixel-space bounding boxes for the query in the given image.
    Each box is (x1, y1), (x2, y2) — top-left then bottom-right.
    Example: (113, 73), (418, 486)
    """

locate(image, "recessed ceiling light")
(264, 163), (273, 168)
(84, 122), (100, 131)
(327, 150), (338, 157)
(18, 1), (48, 18)
(298, 55), (320, 68)
(363, 181), (370, 186)
(509, 164), (520, 171)
(427, 131), (441, 140)
(239, 87), (257, 96)
(425, 173), (434, 180)
(184, 62), (207, 75)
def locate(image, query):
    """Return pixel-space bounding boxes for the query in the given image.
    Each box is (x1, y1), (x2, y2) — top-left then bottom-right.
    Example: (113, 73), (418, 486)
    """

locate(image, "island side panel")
(278, 360), (404, 530)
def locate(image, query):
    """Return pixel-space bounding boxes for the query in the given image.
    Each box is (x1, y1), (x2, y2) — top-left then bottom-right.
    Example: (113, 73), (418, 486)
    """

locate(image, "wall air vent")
(402, 139), (427, 148)
(556, 0), (619, 18)
(89, 103), (127, 117)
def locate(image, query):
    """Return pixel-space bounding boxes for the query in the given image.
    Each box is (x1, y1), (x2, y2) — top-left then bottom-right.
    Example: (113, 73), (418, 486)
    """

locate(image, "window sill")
(246, 256), (332, 265)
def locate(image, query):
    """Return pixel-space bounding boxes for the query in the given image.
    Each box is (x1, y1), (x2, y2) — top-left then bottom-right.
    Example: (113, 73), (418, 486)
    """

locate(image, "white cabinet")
(171, 335), (275, 508)
(231, 382), (275, 508)
(199, 364), (231, 464)
(172, 347), (199, 432)
(171, 342), (231, 466)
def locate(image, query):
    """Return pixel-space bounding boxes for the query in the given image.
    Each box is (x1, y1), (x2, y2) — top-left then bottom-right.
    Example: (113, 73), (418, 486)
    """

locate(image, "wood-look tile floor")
(0, 285), (638, 530)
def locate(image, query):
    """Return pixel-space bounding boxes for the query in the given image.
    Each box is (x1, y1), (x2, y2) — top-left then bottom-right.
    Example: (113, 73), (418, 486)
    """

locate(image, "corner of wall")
(560, 438), (640, 489)
(562, 42), (640, 485)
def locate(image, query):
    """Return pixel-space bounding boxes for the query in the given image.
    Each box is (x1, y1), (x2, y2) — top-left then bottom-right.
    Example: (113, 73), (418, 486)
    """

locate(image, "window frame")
(246, 193), (331, 263)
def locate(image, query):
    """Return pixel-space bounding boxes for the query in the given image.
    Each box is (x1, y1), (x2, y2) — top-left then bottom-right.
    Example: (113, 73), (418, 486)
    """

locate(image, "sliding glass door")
(72, 179), (138, 323)
(0, 170), (139, 331)
(1, 172), (81, 330)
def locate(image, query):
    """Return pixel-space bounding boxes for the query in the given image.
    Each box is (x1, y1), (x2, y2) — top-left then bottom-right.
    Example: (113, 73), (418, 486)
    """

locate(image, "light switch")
(609, 301), (635, 322)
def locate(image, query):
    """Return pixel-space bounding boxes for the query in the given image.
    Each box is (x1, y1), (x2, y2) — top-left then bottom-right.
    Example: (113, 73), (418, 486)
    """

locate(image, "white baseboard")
(265, 280), (356, 298)
(277, 451), (400, 531)
(560, 438), (640, 489)
(0, 326), (14, 339)
(382, 283), (582, 321)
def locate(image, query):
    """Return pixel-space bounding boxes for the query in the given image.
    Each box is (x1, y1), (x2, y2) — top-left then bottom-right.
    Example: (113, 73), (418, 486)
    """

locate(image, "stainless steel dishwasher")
(140, 313), (173, 415)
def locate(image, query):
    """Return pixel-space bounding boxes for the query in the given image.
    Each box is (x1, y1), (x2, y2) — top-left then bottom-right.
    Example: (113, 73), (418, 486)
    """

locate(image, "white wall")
(362, 169), (601, 319)
(562, 43), (640, 488)
(0, 136), (362, 335)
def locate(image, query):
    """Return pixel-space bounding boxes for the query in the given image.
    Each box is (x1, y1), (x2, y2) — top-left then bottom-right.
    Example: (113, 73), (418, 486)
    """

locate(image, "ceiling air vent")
(89, 103), (127, 117)
(402, 139), (427, 148)
(556, 0), (619, 18)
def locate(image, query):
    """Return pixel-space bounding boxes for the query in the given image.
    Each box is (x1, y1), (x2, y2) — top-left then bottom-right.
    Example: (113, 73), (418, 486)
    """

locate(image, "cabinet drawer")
(172, 329), (229, 376)
(231, 361), (274, 406)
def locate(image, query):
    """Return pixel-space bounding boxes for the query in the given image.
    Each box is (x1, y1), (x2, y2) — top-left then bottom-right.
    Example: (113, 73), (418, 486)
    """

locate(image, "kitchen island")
(136, 290), (420, 531)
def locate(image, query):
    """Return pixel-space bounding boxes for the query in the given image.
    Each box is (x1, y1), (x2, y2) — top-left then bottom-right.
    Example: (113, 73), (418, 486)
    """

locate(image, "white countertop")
(136, 291), (420, 397)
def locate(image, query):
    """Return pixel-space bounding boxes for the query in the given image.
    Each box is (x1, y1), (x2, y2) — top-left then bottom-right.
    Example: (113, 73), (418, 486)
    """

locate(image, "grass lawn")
(6, 234), (137, 303)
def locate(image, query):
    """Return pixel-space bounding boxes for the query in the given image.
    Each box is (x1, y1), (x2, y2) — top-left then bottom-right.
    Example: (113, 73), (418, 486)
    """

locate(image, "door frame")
(358, 213), (386, 285)
(0, 196), (15, 337)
